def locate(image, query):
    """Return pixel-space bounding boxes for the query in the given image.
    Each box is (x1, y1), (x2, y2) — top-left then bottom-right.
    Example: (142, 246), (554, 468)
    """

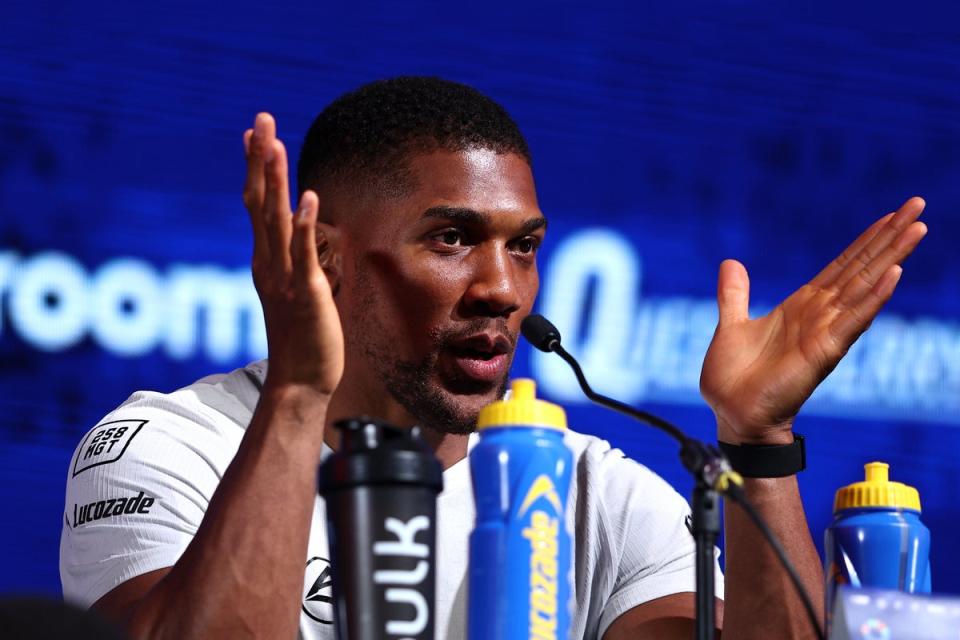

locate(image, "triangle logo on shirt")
(302, 556), (335, 625)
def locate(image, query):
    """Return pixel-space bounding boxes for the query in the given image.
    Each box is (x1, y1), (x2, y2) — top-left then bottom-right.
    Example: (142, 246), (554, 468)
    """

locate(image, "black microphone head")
(521, 314), (562, 352)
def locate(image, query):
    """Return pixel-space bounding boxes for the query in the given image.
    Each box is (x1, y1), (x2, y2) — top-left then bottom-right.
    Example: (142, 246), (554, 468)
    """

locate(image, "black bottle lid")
(317, 417), (443, 494)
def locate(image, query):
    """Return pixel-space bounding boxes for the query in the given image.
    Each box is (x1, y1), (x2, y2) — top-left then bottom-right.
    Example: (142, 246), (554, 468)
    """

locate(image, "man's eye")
(515, 237), (540, 254)
(436, 230), (462, 246)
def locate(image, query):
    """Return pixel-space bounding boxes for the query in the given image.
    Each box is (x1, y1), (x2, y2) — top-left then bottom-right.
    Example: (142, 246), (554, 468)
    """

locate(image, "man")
(60, 77), (927, 639)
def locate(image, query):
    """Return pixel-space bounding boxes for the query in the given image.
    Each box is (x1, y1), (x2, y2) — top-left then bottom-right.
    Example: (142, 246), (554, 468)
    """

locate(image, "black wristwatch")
(718, 434), (806, 478)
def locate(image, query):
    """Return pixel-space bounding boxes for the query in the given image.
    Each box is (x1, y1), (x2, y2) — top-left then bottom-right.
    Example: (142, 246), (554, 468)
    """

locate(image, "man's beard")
(358, 318), (514, 435)
(382, 354), (509, 435)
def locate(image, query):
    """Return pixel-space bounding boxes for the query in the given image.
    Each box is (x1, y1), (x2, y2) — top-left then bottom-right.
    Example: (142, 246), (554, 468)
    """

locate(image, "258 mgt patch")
(72, 419), (148, 477)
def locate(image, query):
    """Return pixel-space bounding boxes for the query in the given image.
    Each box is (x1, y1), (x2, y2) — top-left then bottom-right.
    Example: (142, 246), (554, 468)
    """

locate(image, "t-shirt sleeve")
(59, 393), (237, 608)
(594, 449), (724, 638)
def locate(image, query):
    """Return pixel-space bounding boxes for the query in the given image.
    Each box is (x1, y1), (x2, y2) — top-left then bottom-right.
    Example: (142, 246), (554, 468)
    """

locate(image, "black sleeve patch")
(72, 419), (148, 477)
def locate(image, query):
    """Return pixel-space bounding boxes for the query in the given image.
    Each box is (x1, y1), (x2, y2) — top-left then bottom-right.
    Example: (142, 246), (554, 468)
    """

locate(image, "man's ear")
(315, 222), (342, 296)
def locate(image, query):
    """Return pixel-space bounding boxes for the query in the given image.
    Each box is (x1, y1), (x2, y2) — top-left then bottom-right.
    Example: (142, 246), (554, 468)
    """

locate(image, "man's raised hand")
(700, 197), (927, 444)
(242, 113), (344, 397)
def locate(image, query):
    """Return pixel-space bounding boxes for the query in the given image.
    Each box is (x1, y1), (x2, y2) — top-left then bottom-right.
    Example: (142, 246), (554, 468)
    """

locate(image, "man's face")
(335, 148), (544, 434)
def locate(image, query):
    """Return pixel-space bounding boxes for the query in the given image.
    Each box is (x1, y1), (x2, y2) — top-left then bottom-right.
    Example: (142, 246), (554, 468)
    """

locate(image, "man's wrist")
(718, 434), (806, 478)
(261, 380), (335, 406)
(716, 417), (795, 446)
(256, 382), (332, 439)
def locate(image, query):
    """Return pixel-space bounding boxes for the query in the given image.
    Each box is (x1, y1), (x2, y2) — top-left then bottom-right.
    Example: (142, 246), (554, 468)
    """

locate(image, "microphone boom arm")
(521, 314), (824, 640)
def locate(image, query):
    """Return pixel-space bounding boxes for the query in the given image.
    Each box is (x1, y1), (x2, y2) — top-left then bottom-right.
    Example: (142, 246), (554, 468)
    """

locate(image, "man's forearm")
(721, 475), (824, 639)
(125, 385), (328, 640)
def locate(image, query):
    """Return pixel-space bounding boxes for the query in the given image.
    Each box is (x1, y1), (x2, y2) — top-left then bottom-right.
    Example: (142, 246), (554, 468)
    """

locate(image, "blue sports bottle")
(468, 379), (573, 640)
(824, 462), (931, 633)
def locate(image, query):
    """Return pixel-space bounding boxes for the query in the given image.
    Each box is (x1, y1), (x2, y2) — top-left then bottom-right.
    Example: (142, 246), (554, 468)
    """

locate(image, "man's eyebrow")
(421, 206), (548, 233)
(520, 216), (548, 234)
(421, 206), (489, 224)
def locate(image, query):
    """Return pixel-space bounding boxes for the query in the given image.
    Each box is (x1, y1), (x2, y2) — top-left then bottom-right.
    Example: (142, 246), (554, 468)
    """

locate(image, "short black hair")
(296, 76), (532, 200)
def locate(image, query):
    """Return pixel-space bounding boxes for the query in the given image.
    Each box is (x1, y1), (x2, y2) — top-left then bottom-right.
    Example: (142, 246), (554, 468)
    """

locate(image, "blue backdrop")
(2, 1), (959, 600)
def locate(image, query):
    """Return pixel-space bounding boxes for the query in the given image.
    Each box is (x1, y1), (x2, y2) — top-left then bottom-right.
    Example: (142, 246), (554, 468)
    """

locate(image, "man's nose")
(461, 245), (521, 318)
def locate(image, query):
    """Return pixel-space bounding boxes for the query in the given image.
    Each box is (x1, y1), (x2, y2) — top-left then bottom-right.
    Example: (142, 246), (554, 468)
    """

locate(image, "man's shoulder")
(59, 363), (268, 610)
(563, 428), (612, 458)
(66, 361), (267, 479)
(563, 427), (688, 519)
(111, 360), (266, 430)
(564, 429), (660, 482)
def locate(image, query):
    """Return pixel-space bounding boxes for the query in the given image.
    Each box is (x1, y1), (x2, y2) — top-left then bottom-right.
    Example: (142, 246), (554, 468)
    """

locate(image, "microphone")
(520, 314), (688, 446)
(519, 313), (562, 353)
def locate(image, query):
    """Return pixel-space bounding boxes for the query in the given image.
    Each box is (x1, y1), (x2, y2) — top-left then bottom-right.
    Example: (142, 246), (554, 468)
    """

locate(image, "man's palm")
(701, 198), (927, 444)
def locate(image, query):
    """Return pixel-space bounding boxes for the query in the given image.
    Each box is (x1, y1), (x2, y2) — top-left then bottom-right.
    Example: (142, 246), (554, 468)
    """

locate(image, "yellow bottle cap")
(833, 462), (921, 513)
(476, 379), (567, 431)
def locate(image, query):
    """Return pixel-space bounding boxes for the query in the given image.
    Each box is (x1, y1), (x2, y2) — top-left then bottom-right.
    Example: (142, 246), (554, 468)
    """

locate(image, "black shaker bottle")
(317, 418), (443, 640)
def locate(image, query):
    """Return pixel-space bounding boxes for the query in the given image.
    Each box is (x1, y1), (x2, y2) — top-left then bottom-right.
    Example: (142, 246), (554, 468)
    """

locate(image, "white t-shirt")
(60, 361), (722, 639)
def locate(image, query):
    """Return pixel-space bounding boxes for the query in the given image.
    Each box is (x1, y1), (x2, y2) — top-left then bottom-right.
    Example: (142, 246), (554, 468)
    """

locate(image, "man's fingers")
(835, 220), (927, 309)
(244, 114), (276, 266)
(243, 113), (276, 210)
(810, 212), (895, 289)
(263, 138), (293, 273)
(716, 259), (751, 326)
(829, 197), (925, 293)
(291, 191), (322, 274)
(829, 265), (902, 348)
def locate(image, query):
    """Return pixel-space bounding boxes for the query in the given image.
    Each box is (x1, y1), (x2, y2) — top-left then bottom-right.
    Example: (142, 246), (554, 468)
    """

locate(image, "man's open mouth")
(443, 334), (512, 383)
(449, 345), (503, 361)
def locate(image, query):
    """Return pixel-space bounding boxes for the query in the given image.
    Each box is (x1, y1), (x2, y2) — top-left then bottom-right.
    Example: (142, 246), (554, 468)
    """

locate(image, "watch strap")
(718, 434), (806, 478)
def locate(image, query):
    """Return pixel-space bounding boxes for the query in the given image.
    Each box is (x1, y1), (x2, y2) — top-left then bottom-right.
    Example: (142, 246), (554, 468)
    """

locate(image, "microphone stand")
(693, 484), (719, 640)
(679, 441), (731, 640)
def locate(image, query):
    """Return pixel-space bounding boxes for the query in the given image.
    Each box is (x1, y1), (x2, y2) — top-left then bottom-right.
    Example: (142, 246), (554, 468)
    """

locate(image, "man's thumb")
(717, 259), (750, 325)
